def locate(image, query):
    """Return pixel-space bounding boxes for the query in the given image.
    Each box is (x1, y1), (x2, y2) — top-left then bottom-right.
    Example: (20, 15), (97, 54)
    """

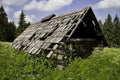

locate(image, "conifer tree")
(0, 5), (17, 42)
(0, 5), (8, 41)
(102, 14), (113, 46)
(112, 14), (120, 46)
(6, 22), (16, 42)
(17, 10), (30, 36)
(17, 10), (26, 36)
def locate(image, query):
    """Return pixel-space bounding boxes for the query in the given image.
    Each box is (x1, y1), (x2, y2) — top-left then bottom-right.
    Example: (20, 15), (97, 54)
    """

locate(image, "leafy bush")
(0, 42), (120, 80)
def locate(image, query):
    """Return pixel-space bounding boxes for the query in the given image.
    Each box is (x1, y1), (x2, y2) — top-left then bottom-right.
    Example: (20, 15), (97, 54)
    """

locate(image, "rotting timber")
(12, 7), (108, 69)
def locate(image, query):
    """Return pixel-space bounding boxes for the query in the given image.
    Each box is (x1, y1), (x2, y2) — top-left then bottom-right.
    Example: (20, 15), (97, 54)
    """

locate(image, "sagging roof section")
(12, 7), (107, 56)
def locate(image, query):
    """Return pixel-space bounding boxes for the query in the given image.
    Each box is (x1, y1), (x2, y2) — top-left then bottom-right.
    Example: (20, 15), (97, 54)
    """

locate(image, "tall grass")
(0, 42), (120, 80)
(0, 42), (52, 80)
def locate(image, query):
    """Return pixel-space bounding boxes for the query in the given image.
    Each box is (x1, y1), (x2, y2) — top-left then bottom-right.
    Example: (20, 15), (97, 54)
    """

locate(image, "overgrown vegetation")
(0, 42), (120, 80)
(0, 42), (52, 80)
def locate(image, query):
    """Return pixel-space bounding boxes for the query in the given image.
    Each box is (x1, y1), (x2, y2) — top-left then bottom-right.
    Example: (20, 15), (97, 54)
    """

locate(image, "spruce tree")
(17, 10), (30, 36)
(112, 14), (120, 46)
(6, 22), (16, 42)
(0, 5), (8, 41)
(102, 14), (113, 46)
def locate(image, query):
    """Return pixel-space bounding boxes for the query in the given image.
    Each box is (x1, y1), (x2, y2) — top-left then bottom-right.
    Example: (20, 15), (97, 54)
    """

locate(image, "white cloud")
(0, 0), (29, 6)
(13, 10), (21, 26)
(25, 14), (35, 23)
(4, 6), (13, 14)
(93, 0), (120, 9)
(13, 11), (21, 20)
(24, 0), (73, 11)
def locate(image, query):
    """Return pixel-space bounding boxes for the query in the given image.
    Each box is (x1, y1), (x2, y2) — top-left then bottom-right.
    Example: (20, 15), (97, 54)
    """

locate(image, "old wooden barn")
(12, 7), (108, 68)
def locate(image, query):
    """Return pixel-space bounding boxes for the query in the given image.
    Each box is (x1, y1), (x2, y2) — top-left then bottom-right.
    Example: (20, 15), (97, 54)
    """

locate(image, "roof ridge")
(52, 6), (91, 19)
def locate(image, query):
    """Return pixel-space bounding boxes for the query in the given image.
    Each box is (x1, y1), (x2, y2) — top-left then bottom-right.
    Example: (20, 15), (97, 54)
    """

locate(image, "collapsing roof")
(12, 7), (107, 59)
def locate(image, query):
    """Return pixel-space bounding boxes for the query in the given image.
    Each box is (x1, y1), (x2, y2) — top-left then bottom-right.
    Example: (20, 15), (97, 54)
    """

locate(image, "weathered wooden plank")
(46, 44), (58, 58)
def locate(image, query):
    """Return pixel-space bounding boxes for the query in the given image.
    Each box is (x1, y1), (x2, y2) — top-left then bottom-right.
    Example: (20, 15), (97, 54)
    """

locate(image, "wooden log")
(46, 44), (58, 58)
(67, 38), (96, 42)
(57, 55), (64, 60)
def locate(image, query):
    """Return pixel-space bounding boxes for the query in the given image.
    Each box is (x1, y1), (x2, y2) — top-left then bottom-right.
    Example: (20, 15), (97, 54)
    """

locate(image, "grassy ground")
(0, 42), (120, 80)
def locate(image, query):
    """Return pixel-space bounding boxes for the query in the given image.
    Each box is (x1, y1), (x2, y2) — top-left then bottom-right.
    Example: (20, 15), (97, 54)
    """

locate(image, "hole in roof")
(39, 24), (59, 40)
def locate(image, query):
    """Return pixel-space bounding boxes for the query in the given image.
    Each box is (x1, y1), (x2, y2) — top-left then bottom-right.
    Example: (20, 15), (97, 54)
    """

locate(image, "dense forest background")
(0, 6), (30, 42)
(0, 5), (120, 47)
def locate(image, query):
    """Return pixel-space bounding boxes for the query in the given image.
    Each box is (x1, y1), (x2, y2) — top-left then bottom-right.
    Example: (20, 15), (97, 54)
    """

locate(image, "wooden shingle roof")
(12, 7), (107, 56)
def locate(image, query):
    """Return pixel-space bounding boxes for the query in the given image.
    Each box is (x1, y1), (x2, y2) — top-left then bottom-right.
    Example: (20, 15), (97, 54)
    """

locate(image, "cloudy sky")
(0, 0), (120, 26)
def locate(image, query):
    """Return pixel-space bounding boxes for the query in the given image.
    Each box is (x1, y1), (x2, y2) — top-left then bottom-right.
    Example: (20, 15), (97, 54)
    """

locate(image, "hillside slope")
(0, 42), (120, 80)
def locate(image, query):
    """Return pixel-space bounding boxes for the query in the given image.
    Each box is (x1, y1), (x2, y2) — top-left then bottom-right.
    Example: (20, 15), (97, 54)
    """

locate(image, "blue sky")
(0, 0), (120, 26)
